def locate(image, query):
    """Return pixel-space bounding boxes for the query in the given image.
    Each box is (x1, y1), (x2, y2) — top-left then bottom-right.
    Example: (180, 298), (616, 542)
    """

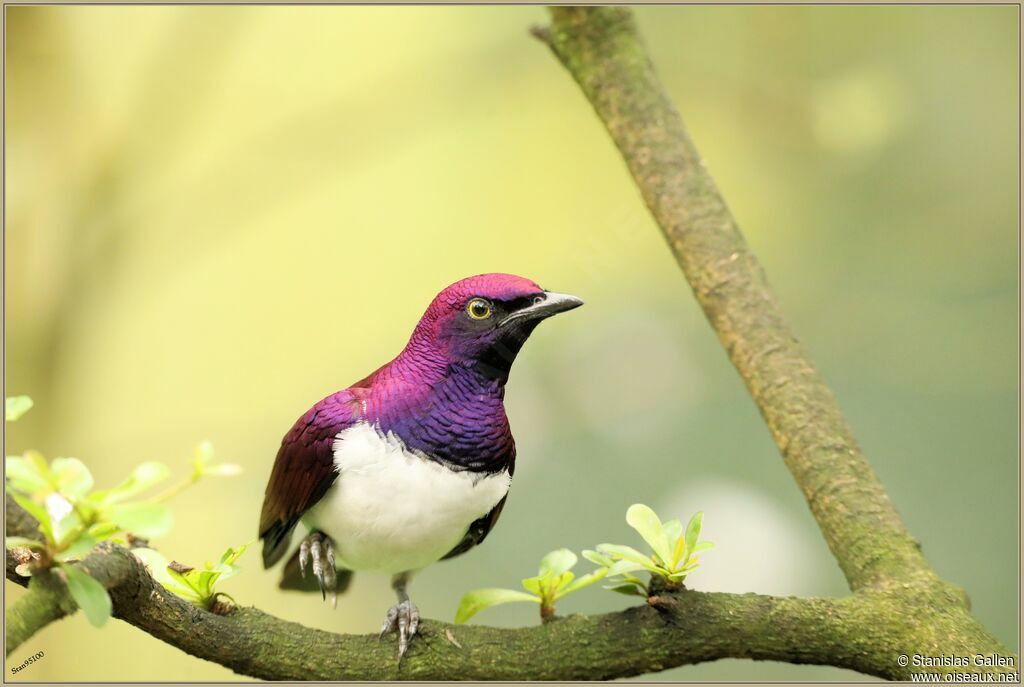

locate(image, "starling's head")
(408, 273), (583, 381)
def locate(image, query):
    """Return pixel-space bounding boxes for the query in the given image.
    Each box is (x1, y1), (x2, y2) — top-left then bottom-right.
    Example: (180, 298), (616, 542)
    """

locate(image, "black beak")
(498, 291), (584, 328)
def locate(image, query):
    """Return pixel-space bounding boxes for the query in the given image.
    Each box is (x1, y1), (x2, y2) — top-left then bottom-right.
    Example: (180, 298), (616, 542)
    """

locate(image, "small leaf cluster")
(7, 455), (174, 560)
(4, 396), (241, 627)
(455, 503), (714, 625)
(132, 544), (248, 612)
(586, 504), (713, 597)
(455, 548), (606, 624)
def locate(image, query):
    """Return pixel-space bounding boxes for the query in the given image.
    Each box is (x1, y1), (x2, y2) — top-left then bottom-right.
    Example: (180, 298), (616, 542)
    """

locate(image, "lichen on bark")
(3, 6), (1017, 681)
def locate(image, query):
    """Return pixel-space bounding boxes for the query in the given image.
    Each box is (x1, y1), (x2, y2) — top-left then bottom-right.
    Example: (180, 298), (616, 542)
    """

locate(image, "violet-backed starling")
(258, 273), (583, 658)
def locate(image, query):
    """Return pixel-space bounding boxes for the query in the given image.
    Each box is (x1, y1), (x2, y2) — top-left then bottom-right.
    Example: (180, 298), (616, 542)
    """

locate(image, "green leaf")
(62, 565), (112, 627)
(7, 487), (53, 541)
(521, 576), (542, 596)
(136, 544), (250, 606)
(626, 503), (672, 565)
(596, 543), (660, 571)
(671, 535), (687, 569)
(167, 567), (203, 598)
(5, 396), (33, 422)
(92, 462), (170, 505)
(193, 570), (222, 600)
(54, 520), (85, 551)
(619, 572), (647, 586)
(684, 511), (704, 561)
(215, 564), (240, 584)
(107, 502), (173, 538)
(550, 570), (575, 594)
(56, 534), (98, 562)
(662, 518), (683, 545)
(455, 588), (539, 624)
(87, 522), (120, 540)
(581, 549), (614, 567)
(606, 559), (648, 576)
(538, 548), (577, 577)
(132, 548), (194, 597)
(50, 458), (94, 499)
(5, 536), (44, 550)
(556, 568), (608, 599)
(212, 543), (248, 573)
(5, 455), (51, 495)
(195, 544), (249, 596)
(604, 582), (648, 597)
(668, 569), (691, 582)
(692, 541), (715, 553)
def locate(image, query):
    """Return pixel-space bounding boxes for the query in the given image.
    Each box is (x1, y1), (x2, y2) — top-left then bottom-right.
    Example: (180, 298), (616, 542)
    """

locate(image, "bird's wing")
(259, 390), (364, 567)
(440, 494), (509, 561)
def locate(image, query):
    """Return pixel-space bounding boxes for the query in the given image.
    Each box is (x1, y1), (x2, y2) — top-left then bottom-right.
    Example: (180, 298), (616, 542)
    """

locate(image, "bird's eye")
(466, 298), (492, 320)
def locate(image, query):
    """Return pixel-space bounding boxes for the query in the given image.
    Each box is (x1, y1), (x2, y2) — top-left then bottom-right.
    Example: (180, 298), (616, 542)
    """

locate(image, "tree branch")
(6, 571), (76, 656)
(5, 538), (1011, 681)
(3, 6), (1017, 682)
(538, 5), (930, 595)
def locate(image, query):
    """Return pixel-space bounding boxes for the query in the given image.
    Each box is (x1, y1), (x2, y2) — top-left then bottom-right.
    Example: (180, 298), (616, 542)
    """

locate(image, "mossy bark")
(6, 572), (75, 657)
(4, 544), (1015, 680)
(538, 5), (931, 594)
(530, 3), (1016, 678)
(3, 6), (1017, 681)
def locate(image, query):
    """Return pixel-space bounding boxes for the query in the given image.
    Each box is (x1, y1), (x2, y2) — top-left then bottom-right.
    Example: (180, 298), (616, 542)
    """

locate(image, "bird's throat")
(369, 358), (515, 474)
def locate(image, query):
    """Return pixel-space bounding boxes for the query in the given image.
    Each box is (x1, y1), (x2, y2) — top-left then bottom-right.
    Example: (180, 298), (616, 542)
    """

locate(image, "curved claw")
(298, 538), (310, 577)
(379, 605), (398, 639)
(298, 531), (338, 604)
(379, 599), (420, 660)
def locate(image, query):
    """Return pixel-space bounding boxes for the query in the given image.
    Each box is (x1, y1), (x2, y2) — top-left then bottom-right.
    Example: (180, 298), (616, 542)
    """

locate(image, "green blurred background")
(4, 5), (1018, 682)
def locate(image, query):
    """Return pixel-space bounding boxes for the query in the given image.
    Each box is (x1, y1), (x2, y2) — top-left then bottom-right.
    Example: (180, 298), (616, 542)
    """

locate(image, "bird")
(258, 273), (583, 659)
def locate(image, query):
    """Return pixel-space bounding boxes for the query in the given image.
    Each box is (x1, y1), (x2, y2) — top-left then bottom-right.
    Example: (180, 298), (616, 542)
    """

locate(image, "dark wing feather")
(259, 390), (363, 567)
(441, 494), (508, 561)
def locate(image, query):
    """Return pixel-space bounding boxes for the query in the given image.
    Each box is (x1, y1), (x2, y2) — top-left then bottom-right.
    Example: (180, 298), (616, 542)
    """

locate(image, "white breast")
(301, 423), (511, 574)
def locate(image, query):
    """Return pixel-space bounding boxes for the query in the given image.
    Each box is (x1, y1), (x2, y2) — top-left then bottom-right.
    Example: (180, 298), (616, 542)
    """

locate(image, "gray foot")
(379, 599), (420, 659)
(298, 531), (337, 607)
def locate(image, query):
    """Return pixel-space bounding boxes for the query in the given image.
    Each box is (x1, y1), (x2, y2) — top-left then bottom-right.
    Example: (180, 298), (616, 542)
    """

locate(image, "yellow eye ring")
(466, 298), (492, 320)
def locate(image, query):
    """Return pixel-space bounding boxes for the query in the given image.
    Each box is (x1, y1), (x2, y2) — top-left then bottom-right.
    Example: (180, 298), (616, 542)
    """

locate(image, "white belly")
(302, 423), (511, 574)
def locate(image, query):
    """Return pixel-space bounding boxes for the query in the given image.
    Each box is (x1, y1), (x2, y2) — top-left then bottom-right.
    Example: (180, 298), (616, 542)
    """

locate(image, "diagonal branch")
(3, 7), (1016, 682)
(535, 5), (932, 595)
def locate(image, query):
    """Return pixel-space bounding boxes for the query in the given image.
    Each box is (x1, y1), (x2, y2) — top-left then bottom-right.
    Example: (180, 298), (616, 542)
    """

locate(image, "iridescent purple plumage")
(350, 273), (551, 472)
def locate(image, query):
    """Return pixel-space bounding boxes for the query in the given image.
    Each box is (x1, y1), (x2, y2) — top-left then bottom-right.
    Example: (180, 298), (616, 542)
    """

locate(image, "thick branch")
(538, 5), (931, 594)
(3, 8), (1016, 681)
(5, 542), (1011, 680)
(6, 572), (75, 656)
